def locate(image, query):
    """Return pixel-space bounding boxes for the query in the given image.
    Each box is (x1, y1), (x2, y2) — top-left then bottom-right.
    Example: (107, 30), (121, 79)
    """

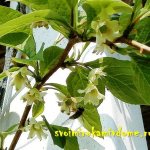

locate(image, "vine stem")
(8, 36), (80, 150)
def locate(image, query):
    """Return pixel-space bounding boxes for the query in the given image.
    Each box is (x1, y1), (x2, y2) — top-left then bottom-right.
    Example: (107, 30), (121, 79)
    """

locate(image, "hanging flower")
(22, 88), (46, 105)
(88, 67), (106, 85)
(56, 93), (83, 115)
(31, 21), (49, 29)
(25, 118), (47, 140)
(7, 67), (31, 91)
(91, 15), (121, 54)
(78, 83), (104, 106)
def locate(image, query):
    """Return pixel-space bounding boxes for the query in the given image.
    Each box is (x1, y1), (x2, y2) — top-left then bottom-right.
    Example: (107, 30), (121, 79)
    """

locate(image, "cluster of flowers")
(8, 67), (47, 140)
(57, 67), (106, 115)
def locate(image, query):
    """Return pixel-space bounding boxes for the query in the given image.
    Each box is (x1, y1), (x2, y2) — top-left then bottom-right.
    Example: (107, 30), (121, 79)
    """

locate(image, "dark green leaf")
(0, 32), (28, 49)
(99, 57), (148, 104)
(40, 46), (63, 77)
(134, 17), (150, 46)
(66, 67), (89, 97)
(131, 56), (150, 104)
(22, 35), (36, 58)
(80, 104), (102, 134)
(43, 116), (79, 150)
(31, 43), (45, 61)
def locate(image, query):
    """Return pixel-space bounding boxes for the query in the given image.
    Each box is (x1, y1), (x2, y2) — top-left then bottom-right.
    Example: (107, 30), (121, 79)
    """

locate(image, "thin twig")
(87, 37), (150, 53)
(116, 37), (150, 53)
(8, 36), (80, 150)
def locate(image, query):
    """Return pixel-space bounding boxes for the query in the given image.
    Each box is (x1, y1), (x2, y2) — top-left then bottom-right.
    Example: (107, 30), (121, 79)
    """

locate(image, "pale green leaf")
(10, 0), (49, 10)
(0, 9), (70, 37)
(12, 58), (36, 67)
(0, 67), (20, 81)
(32, 102), (44, 118)
(0, 6), (22, 25)
(82, 0), (132, 23)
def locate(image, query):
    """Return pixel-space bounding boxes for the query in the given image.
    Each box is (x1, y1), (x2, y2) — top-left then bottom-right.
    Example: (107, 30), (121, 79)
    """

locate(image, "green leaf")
(66, 67), (89, 97)
(0, 9), (70, 37)
(48, 83), (70, 96)
(10, 0), (49, 10)
(144, 0), (150, 10)
(131, 56), (150, 104)
(0, 112), (20, 134)
(99, 57), (148, 104)
(32, 102), (44, 118)
(0, 6), (22, 25)
(0, 67), (20, 81)
(31, 43), (44, 61)
(119, 13), (132, 34)
(12, 58), (36, 67)
(134, 17), (150, 46)
(80, 104), (102, 134)
(133, 0), (143, 20)
(64, 136), (79, 150)
(22, 36), (44, 61)
(43, 116), (79, 150)
(2, 124), (18, 137)
(82, 0), (132, 23)
(40, 46), (63, 77)
(0, 32), (28, 49)
(22, 35), (36, 58)
(48, 0), (78, 25)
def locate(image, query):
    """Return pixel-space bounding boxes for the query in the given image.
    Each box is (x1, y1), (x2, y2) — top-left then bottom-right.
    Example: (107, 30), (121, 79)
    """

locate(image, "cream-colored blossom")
(78, 83), (104, 106)
(56, 93), (83, 115)
(25, 118), (47, 140)
(22, 88), (46, 105)
(7, 67), (31, 91)
(91, 16), (121, 54)
(88, 68), (106, 85)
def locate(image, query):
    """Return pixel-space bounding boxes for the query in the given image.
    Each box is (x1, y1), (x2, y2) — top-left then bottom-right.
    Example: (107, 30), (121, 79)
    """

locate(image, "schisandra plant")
(0, 0), (150, 150)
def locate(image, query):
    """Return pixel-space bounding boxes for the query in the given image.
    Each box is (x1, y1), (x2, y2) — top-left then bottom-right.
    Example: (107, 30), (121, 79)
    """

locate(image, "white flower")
(88, 68), (106, 85)
(22, 88), (46, 105)
(91, 17), (121, 54)
(26, 118), (47, 140)
(78, 83), (104, 106)
(7, 67), (31, 91)
(56, 93), (83, 115)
